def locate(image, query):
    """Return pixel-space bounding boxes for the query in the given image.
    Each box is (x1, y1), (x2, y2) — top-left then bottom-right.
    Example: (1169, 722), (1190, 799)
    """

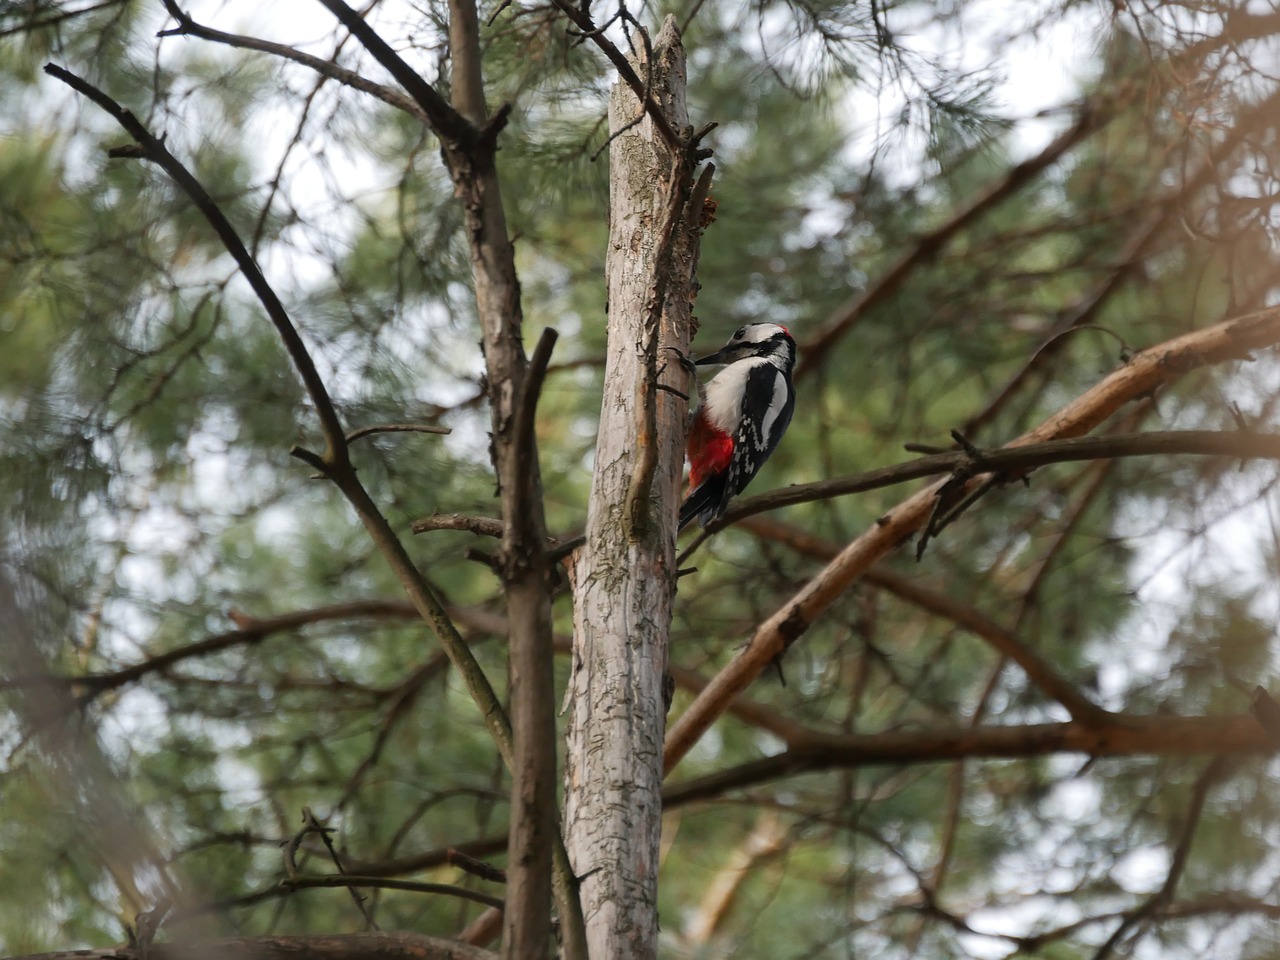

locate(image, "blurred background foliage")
(2, 0), (1280, 957)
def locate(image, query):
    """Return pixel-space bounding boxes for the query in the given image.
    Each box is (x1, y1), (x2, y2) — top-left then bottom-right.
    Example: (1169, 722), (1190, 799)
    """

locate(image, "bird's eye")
(733, 326), (747, 340)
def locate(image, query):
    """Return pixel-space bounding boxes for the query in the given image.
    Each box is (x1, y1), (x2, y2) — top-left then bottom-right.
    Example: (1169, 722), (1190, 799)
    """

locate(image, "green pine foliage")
(2, 1), (1279, 956)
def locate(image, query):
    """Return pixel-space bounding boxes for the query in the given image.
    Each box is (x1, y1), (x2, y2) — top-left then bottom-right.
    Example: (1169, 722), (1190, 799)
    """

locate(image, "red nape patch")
(687, 415), (733, 489)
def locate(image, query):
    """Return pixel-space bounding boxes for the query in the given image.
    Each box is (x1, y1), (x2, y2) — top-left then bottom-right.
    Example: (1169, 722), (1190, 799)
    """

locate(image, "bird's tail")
(678, 477), (726, 531)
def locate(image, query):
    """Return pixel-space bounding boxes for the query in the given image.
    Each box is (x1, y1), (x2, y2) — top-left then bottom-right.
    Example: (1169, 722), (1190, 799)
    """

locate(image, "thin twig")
(510, 329), (559, 511)
(547, 0), (683, 149)
(313, 0), (472, 144)
(282, 873), (504, 910)
(1091, 758), (1228, 960)
(718, 429), (1280, 530)
(156, 1), (427, 123)
(300, 807), (379, 930)
(346, 422), (452, 444)
(44, 63), (349, 464)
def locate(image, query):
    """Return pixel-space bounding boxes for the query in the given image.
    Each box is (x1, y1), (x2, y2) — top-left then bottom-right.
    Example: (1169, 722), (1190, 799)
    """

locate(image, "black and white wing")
(715, 362), (795, 518)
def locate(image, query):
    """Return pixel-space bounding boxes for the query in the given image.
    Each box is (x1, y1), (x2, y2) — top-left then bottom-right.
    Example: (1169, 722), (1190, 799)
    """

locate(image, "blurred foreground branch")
(8, 934), (496, 960)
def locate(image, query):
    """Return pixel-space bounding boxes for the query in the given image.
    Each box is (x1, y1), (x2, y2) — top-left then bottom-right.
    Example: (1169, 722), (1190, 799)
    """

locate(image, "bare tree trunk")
(564, 16), (705, 959)
(445, 3), (570, 957)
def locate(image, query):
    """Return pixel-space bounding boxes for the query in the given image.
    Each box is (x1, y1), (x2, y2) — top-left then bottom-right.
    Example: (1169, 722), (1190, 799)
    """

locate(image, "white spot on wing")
(761, 371), (788, 442)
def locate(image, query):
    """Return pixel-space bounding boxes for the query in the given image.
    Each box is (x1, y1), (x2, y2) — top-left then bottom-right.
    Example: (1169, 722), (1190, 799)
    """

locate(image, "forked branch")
(43, 63), (348, 465)
(44, 62), (517, 774)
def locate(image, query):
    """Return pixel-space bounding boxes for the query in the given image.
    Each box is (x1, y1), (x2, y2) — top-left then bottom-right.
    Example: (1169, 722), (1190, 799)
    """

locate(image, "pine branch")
(43, 61), (518, 791)
(721, 429), (1280, 525)
(43, 63), (348, 464)
(663, 714), (1267, 806)
(156, 2), (428, 123)
(7, 934), (496, 960)
(313, 0), (474, 145)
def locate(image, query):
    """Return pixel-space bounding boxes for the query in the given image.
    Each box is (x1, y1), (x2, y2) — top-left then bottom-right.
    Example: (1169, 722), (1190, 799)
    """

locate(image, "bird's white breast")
(701, 358), (766, 434)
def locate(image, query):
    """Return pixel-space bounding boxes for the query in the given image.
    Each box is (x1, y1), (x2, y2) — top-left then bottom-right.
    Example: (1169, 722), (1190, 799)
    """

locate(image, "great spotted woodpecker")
(679, 322), (797, 530)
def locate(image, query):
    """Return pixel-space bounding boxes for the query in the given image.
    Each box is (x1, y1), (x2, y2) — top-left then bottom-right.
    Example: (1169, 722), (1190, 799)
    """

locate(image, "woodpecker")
(679, 322), (797, 530)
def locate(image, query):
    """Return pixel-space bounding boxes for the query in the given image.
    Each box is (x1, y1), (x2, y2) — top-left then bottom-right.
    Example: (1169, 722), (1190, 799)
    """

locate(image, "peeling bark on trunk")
(564, 16), (705, 960)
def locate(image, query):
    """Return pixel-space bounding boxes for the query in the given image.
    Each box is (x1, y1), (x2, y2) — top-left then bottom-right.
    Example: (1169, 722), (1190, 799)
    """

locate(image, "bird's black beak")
(694, 345), (734, 366)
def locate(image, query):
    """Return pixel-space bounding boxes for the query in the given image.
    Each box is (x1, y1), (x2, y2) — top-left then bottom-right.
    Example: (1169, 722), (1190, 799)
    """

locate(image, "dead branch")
(547, 1), (684, 150)
(156, 2), (428, 123)
(663, 713), (1270, 806)
(719, 429), (1280, 526)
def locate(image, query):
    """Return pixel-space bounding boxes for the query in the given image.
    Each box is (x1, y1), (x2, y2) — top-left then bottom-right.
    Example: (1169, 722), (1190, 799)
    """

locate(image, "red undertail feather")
(687, 412), (734, 490)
